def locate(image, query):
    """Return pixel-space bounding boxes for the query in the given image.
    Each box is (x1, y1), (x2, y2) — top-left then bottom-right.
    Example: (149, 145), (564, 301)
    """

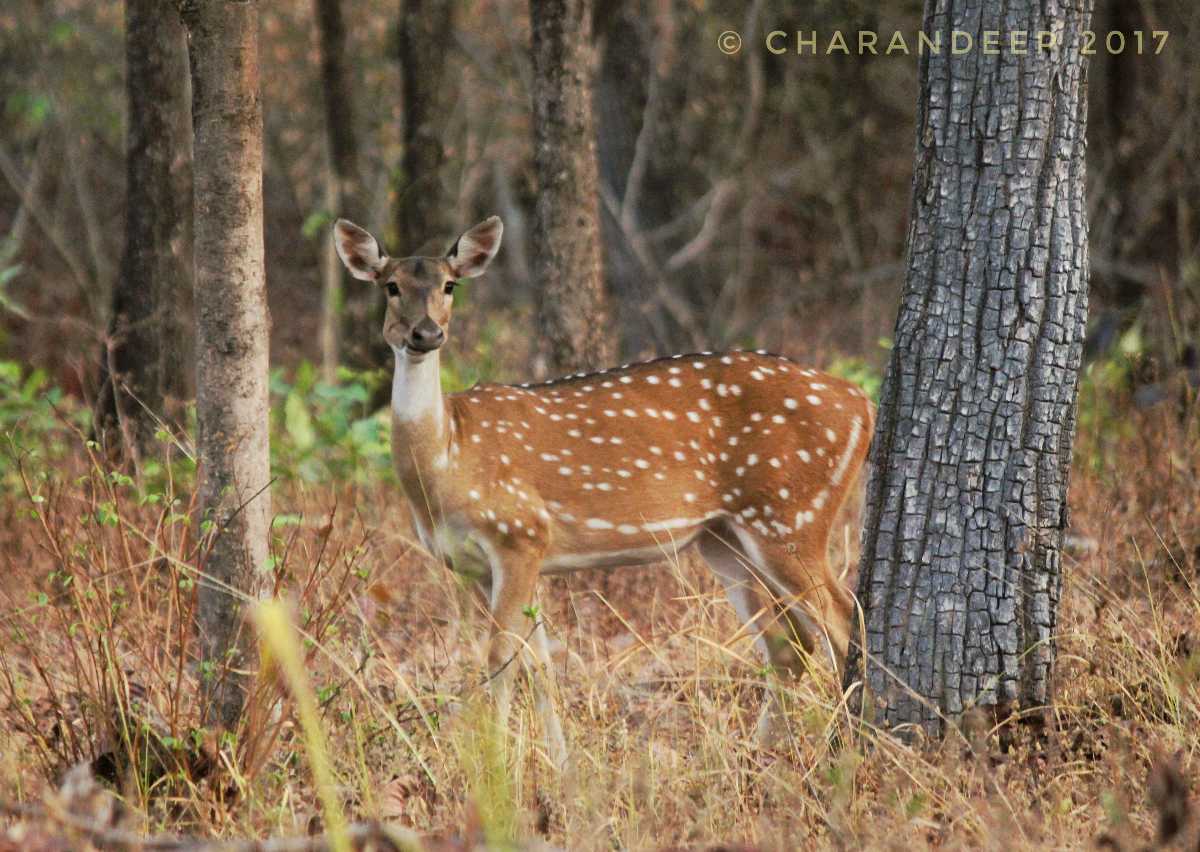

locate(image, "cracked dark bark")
(845, 0), (1093, 738)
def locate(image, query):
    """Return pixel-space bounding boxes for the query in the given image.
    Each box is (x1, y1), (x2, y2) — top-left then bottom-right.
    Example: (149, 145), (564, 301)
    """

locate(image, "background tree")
(313, 0), (370, 379)
(180, 0), (272, 732)
(845, 0), (1094, 736)
(529, 0), (612, 374)
(94, 0), (192, 461)
(395, 0), (454, 252)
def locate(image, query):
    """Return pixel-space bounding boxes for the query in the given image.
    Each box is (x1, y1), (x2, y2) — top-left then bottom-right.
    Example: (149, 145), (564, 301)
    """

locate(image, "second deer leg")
(484, 547), (566, 768)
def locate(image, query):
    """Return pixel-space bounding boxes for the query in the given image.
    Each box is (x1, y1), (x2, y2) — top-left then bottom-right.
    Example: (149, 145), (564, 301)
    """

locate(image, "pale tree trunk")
(845, 0), (1092, 738)
(313, 0), (372, 378)
(530, 0), (613, 374)
(96, 0), (192, 461)
(180, 0), (272, 733)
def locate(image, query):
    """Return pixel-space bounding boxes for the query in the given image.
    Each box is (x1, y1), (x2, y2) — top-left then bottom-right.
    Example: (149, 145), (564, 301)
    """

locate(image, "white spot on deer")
(700, 378), (713, 390)
(779, 487), (790, 499)
(721, 356), (733, 365)
(623, 409), (638, 417)
(602, 381), (614, 389)
(471, 435), (482, 444)
(735, 466), (745, 476)
(698, 399), (712, 412)
(730, 385), (742, 396)
(617, 524), (639, 535)
(645, 408), (660, 418)
(540, 452), (560, 462)
(650, 446), (663, 455)
(558, 466), (573, 476)
(611, 392), (623, 400)
(500, 454), (511, 465)
(610, 436), (623, 445)
(693, 361), (706, 369)
(617, 469), (632, 478)
(686, 411), (701, 423)
(784, 398), (798, 410)
(798, 449), (812, 463)
(668, 378), (683, 388)
(722, 494), (734, 503)
(586, 518), (614, 530)
(673, 450), (686, 461)
(590, 436), (604, 444)
(620, 376), (633, 384)
(568, 428), (582, 438)
(654, 472), (666, 480)
(825, 428), (837, 442)
(807, 395), (822, 406)
(646, 375), (661, 385)
(668, 366), (682, 374)
(684, 493), (697, 503)
(635, 459), (650, 469)
(811, 383), (827, 390)
(597, 482), (614, 492)
(662, 411), (677, 421)
(813, 490), (829, 510)
(717, 384), (729, 397)
(468, 489), (481, 500)
(750, 370), (764, 381)
(603, 410), (617, 418)
(772, 414), (786, 424)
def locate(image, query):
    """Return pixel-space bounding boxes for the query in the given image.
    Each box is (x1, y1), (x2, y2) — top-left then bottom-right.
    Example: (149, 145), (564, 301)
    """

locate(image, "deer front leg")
(484, 544), (567, 769)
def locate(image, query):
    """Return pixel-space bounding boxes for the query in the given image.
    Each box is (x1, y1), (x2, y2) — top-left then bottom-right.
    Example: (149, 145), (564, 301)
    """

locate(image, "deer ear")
(333, 219), (388, 281)
(446, 216), (503, 279)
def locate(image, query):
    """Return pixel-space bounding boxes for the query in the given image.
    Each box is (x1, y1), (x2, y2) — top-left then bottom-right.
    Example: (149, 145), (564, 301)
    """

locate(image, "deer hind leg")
(483, 544), (567, 770)
(698, 521), (852, 744)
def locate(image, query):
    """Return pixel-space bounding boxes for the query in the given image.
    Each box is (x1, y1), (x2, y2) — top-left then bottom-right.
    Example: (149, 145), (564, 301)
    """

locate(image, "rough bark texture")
(313, 0), (376, 373)
(530, 0), (613, 374)
(181, 0), (272, 733)
(395, 0), (454, 251)
(96, 0), (192, 458)
(845, 0), (1092, 738)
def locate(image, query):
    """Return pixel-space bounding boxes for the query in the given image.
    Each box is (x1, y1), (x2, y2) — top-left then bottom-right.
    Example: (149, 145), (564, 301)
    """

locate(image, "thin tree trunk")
(180, 0), (272, 733)
(396, 0), (454, 251)
(530, 0), (613, 374)
(313, 0), (374, 376)
(96, 0), (192, 459)
(845, 0), (1092, 738)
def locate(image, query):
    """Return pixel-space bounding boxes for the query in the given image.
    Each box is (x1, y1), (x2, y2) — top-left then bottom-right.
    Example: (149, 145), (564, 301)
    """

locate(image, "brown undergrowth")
(0, 383), (1197, 850)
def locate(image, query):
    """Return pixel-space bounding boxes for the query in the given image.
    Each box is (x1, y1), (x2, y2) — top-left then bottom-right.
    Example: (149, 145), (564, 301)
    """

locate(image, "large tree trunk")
(845, 0), (1092, 738)
(96, 0), (192, 460)
(181, 0), (272, 733)
(530, 0), (613, 374)
(313, 0), (374, 377)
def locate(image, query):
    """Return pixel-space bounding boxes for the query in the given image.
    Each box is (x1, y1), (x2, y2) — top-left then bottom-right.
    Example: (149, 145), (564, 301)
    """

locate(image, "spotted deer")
(334, 216), (873, 766)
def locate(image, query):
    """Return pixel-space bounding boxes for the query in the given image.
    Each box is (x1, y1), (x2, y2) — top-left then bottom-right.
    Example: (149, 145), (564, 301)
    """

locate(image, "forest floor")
(0, 363), (1197, 851)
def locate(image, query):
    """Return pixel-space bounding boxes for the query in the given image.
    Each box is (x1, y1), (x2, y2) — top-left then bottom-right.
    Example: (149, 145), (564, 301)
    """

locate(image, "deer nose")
(408, 318), (445, 352)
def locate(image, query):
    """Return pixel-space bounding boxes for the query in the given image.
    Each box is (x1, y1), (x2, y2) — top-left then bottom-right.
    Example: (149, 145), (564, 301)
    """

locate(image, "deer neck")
(390, 347), (451, 481)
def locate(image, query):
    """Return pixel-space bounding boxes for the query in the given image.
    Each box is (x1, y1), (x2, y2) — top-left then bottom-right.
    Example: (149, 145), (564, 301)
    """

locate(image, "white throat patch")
(392, 347), (444, 426)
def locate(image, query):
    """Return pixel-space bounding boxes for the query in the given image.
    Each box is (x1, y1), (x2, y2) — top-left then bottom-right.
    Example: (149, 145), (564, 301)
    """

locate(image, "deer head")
(333, 217), (504, 354)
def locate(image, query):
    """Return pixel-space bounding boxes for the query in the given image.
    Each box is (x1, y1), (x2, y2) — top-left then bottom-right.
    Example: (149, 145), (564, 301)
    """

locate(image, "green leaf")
(284, 389), (316, 450)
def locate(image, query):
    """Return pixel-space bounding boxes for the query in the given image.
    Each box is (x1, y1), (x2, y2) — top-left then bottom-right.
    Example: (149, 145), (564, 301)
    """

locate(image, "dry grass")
(0, 388), (1198, 850)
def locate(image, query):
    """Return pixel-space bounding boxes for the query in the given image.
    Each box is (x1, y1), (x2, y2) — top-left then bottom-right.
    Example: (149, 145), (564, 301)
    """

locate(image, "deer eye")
(386, 282), (399, 297)
(443, 281), (456, 295)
